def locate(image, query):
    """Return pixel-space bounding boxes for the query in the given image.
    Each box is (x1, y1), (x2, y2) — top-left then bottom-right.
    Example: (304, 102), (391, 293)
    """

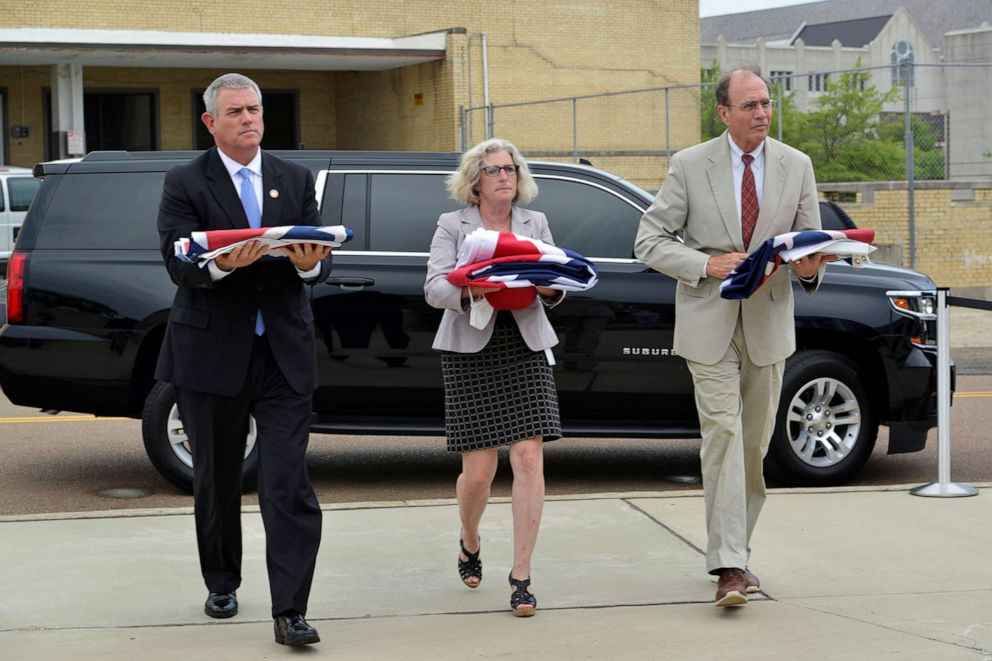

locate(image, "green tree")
(790, 64), (902, 182)
(700, 62), (722, 141)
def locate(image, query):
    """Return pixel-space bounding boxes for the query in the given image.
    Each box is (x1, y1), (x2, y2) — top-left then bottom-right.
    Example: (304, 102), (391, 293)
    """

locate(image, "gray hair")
(714, 65), (771, 107)
(203, 73), (263, 115)
(446, 138), (539, 206)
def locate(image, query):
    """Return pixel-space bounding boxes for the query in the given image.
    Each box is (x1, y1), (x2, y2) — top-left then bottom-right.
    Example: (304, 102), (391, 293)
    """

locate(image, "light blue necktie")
(238, 168), (265, 336)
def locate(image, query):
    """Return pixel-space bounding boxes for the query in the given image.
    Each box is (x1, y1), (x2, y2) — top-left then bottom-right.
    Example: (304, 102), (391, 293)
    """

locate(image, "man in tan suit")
(635, 66), (832, 607)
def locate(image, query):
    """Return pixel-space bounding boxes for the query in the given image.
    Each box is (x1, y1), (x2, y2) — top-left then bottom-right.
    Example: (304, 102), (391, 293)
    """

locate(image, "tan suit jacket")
(634, 132), (821, 366)
(425, 204), (562, 353)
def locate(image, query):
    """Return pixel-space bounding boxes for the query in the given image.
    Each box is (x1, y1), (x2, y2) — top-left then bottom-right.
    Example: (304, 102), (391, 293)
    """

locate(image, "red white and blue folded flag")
(446, 228), (599, 292)
(720, 228), (876, 300)
(175, 225), (352, 265)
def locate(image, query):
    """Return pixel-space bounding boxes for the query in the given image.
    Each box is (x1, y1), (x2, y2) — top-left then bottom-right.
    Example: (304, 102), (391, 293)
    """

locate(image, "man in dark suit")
(156, 73), (331, 646)
(635, 66), (832, 607)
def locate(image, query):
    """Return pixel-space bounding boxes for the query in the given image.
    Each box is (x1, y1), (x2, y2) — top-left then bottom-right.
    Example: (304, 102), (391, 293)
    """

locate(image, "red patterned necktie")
(741, 153), (758, 250)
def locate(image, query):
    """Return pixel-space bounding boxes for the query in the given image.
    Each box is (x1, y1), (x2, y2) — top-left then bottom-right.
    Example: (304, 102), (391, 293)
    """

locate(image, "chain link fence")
(462, 62), (991, 186)
(461, 62), (992, 273)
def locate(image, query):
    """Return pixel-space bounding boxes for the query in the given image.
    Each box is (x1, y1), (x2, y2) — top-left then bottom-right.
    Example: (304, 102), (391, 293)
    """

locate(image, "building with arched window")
(701, 0), (992, 178)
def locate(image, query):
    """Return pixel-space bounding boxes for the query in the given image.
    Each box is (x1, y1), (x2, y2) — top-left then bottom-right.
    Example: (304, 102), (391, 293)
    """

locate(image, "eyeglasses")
(480, 164), (519, 177)
(726, 98), (775, 113)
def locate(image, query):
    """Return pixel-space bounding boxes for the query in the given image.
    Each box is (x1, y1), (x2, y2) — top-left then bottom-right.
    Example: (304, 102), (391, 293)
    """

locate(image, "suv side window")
(368, 173), (462, 252)
(529, 177), (642, 259)
(33, 172), (164, 249)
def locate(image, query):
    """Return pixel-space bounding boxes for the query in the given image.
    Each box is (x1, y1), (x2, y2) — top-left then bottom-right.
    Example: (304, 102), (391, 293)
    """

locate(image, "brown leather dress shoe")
(715, 568), (748, 607)
(743, 567), (760, 594)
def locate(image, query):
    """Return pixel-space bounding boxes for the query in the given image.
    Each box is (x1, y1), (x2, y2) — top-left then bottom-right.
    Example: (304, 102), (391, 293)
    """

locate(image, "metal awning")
(0, 28), (448, 70)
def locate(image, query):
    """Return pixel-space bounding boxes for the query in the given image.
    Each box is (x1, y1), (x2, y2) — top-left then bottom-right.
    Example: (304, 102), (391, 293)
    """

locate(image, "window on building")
(770, 70), (792, 92)
(193, 90), (300, 150)
(44, 90), (159, 159)
(808, 73), (830, 92)
(891, 40), (915, 87)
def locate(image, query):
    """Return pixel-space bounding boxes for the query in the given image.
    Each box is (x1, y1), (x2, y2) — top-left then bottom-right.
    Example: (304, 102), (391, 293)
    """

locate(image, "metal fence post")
(459, 105), (467, 152)
(903, 60), (916, 270)
(572, 97), (578, 162)
(664, 87), (670, 158)
(776, 75), (784, 142)
(911, 288), (978, 498)
(487, 103), (494, 139)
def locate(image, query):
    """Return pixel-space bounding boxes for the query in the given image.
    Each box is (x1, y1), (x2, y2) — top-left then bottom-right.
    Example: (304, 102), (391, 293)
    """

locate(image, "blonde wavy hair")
(446, 138), (539, 205)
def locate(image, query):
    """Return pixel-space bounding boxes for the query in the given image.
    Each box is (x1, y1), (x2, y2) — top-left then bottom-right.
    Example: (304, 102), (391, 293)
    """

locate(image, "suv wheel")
(141, 381), (259, 493)
(765, 350), (878, 486)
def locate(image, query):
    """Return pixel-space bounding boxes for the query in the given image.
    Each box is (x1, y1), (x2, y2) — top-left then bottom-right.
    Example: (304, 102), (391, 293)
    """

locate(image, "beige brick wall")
(822, 185), (992, 290)
(0, 66), (48, 167)
(1, 0), (699, 187)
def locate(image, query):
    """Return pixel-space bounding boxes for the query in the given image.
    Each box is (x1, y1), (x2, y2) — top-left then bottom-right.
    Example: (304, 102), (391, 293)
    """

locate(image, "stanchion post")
(911, 287), (978, 497)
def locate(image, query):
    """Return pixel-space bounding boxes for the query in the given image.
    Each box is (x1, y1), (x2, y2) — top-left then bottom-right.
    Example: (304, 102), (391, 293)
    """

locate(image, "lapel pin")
(269, 189), (279, 198)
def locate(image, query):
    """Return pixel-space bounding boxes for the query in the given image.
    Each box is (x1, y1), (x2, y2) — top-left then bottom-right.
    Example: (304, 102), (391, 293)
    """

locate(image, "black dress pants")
(176, 336), (322, 617)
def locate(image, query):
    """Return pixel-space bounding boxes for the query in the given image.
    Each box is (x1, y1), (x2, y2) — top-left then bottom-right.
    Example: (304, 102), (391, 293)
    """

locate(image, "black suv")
(0, 151), (945, 491)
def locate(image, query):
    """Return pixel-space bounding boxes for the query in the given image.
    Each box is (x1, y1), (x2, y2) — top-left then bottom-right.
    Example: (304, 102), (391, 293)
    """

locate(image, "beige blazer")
(634, 132), (821, 367)
(425, 205), (563, 353)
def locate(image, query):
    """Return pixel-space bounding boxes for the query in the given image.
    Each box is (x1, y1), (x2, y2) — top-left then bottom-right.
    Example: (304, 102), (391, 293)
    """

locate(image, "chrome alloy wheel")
(165, 403), (258, 469)
(784, 377), (862, 468)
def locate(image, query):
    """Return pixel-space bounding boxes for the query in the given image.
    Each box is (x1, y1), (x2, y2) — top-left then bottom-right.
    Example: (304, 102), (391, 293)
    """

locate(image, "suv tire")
(765, 350), (878, 486)
(141, 381), (259, 493)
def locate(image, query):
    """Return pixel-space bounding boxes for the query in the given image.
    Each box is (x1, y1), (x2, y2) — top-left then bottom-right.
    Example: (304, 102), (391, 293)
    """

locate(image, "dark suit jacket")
(155, 147), (332, 396)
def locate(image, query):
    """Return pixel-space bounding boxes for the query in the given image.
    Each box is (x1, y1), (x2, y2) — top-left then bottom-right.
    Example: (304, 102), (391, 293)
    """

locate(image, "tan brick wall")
(822, 186), (992, 290)
(1, 1), (698, 186)
(0, 66), (48, 167)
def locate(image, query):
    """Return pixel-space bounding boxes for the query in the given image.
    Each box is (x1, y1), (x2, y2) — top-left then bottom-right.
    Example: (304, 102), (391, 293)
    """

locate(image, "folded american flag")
(720, 228), (876, 300)
(447, 228), (599, 292)
(175, 225), (352, 264)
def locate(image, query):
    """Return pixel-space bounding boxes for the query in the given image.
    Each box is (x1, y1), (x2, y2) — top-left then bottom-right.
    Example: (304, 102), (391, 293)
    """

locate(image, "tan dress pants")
(687, 316), (785, 574)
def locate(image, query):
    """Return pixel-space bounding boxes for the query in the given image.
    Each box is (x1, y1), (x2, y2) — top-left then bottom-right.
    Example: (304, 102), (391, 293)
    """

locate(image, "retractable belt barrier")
(910, 288), (989, 498)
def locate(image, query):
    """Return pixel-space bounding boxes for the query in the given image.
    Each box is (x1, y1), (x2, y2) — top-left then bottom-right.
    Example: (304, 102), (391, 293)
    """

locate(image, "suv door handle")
(326, 276), (375, 290)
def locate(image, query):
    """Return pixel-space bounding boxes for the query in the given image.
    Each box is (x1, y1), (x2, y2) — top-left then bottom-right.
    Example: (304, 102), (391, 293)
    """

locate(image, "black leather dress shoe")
(273, 612), (320, 646)
(204, 591), (238, 619)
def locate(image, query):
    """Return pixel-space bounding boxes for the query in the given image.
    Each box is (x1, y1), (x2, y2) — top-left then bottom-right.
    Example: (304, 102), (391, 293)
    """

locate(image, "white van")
(0, 166), (41, 272)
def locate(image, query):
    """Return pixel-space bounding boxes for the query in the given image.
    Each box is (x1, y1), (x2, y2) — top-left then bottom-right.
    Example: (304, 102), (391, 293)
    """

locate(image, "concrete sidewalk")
(2, 486), (991, 660)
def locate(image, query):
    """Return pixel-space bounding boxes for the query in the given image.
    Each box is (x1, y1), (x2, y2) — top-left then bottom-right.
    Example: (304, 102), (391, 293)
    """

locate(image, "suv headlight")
(886, 290), (936, 348)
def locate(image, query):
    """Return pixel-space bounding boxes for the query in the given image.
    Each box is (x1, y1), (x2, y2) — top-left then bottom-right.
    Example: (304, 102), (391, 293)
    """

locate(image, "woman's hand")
(536, 286), (560, 299)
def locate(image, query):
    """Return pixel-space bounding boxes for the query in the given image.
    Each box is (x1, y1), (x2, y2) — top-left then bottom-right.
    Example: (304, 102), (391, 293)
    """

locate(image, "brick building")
(0, 0), (700, 187)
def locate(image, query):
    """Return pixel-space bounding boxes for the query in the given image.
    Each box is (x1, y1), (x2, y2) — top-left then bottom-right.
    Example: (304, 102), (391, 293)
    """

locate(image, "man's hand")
(214, 240), (269, 271)
(789, 252), (838, 279)
(706, 252), (748, 279)
(286, 243), (332, 272)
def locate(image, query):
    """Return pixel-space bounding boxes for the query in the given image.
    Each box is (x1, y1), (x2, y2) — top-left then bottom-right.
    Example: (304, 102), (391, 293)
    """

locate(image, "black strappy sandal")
(508, 574), (537, 617)
(458, 538), (482, 588)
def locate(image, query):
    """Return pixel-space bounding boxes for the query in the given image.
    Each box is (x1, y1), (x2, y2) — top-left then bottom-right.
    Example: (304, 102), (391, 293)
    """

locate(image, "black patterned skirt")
(441, 313), (562, 453)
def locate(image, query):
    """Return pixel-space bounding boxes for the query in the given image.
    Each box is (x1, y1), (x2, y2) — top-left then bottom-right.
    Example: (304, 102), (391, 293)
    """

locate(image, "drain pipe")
(481, 32), (492, 139)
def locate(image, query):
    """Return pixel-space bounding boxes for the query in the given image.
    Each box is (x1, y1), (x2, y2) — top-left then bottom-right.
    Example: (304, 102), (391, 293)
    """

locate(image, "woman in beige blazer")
(424, 138), (564, 617)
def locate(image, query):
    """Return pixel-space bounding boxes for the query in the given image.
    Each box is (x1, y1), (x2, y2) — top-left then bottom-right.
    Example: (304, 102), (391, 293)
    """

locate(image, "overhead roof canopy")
(0, 28), (448, 70)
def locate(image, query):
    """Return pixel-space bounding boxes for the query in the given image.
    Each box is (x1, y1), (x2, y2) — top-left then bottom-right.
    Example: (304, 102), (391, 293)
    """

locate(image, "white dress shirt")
(210, 148), (320, 281)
